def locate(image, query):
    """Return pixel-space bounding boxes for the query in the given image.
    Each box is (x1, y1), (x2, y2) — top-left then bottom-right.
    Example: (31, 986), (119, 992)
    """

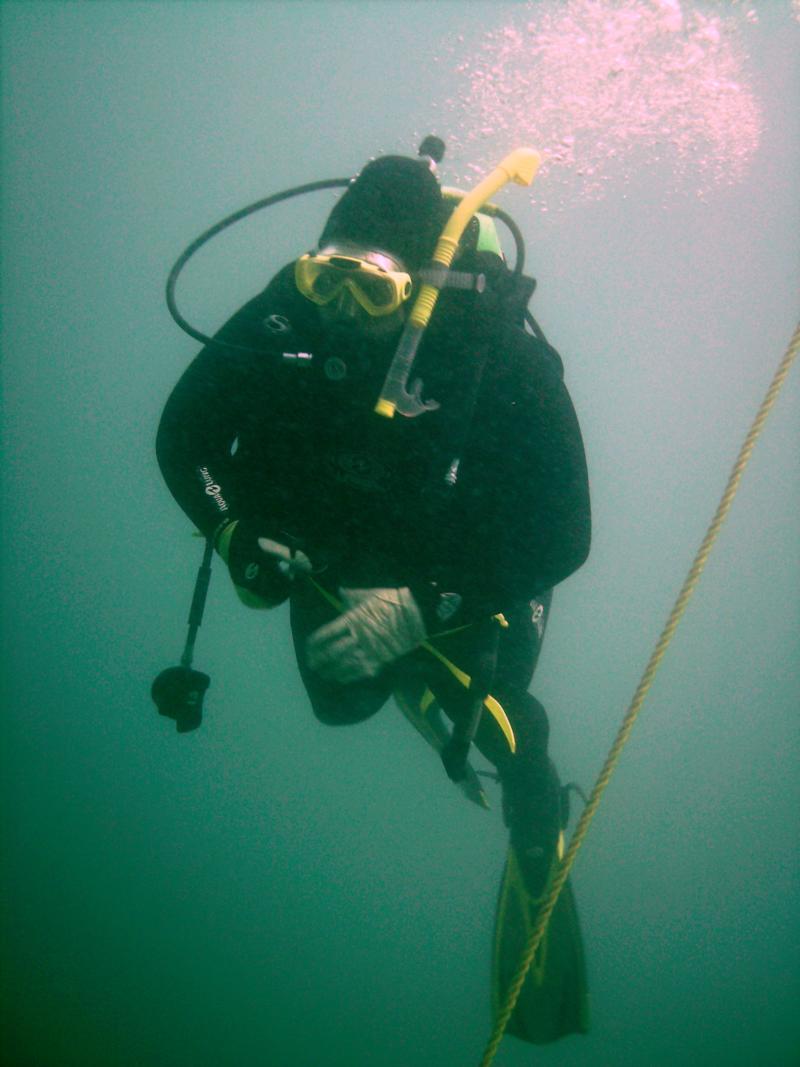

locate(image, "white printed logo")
(197, 467), (229, 513)
(263, 314), (292, 335)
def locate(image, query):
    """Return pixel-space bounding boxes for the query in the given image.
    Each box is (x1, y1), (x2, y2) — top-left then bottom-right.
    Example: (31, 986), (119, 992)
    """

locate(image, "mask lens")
(354, 273), (394, 308)
(310, 266), (346, 301)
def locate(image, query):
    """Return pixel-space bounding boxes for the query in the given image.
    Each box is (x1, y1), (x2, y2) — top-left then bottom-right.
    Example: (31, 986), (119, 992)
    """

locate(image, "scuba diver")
(155, 138), (591, 1043)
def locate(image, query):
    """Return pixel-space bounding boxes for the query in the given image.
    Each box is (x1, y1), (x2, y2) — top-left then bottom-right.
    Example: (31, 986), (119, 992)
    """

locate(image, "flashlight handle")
(181, 537), (213, 668)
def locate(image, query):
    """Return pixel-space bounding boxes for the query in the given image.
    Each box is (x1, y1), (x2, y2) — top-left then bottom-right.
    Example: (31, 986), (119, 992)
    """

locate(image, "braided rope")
(479, 321), (800, 1067)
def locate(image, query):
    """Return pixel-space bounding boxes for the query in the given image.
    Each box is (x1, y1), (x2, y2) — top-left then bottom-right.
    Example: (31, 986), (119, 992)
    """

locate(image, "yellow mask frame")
(295, 248), (413, 318)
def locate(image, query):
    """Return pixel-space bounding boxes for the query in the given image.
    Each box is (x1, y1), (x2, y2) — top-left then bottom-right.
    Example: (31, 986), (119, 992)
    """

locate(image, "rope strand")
(479, 320), (800, 1067)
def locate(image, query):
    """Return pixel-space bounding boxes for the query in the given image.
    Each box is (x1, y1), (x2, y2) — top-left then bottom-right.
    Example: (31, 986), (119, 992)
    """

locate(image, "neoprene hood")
(318, 156), (444, 272)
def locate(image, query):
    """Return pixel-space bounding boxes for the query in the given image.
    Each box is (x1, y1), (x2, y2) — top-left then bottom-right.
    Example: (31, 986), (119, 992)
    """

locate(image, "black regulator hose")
(165, 178), (350, 350)
(165, 168), (528, 350)
(491, 205), (526, 277)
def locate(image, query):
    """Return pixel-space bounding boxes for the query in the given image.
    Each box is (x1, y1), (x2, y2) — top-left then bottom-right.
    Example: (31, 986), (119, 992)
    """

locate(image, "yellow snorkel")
(374, 147), (542, 419)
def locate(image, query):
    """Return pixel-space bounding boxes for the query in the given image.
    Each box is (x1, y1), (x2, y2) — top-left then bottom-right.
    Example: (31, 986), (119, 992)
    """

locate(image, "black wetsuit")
(157, 263), (591, 868)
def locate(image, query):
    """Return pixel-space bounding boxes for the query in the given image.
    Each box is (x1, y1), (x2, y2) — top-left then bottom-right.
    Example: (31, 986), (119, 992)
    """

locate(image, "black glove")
(216, 519), (311, 609)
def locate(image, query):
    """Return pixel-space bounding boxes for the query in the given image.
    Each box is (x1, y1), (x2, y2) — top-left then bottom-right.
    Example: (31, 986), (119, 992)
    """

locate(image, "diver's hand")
(306, 587), (426, 683)
(216, 519), (311, 609)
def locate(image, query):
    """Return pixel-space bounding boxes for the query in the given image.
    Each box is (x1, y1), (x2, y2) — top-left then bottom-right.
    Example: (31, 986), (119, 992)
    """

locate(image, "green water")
(2, 3), (798, 1065)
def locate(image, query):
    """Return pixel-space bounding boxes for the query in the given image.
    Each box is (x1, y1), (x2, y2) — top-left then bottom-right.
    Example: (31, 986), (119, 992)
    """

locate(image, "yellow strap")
(479, 323), (800, 1066)
(420, 640), (515, 753)
(308, 578), (516, 753)
(393, 686), (445, 752)
(420, 687), (436, 714)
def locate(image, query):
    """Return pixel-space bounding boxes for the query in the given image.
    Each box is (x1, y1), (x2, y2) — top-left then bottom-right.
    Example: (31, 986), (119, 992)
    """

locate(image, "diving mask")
(295, 246), (413, 317)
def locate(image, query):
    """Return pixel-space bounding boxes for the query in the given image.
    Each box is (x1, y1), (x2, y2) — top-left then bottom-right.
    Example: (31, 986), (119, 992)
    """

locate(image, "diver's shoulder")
(214, 263), (317, 352)
(250, 262), (316, 326)
(497, 320), (565, 382)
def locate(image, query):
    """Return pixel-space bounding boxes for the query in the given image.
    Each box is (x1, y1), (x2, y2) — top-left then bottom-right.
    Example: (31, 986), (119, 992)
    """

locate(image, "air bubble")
(433, 0), (763, 208)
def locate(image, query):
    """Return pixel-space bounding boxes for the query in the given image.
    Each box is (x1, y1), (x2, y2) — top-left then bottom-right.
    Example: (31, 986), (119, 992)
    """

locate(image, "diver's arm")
(157, 264), (308, 539)
(505, 352), (591, 595)
(157, 354), (245, 538)
(419, 334), (591, 623)
(156, 295), (278, 539)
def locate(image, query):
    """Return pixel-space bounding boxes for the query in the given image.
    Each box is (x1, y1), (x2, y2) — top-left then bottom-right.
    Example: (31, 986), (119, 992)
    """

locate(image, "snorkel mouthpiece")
(374, 325), (433, 417)
(375, 147), (542, 419)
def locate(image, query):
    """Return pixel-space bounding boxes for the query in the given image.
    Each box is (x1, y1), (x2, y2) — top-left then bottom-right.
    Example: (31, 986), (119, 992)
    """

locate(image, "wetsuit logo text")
(198, 466), (229, 513)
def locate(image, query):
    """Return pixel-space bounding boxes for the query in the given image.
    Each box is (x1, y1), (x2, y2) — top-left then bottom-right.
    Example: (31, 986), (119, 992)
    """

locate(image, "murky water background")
(2, 3), (798, 1065)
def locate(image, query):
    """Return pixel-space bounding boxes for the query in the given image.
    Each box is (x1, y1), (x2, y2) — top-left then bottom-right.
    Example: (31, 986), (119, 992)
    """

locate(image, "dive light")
(151, 537), (213, 732)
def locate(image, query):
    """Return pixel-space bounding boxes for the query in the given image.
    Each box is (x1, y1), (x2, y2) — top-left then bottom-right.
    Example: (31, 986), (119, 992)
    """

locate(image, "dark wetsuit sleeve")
(496, 355), (591, 597)
(155, 291), (278, 539)
(428, 330), (591, 617)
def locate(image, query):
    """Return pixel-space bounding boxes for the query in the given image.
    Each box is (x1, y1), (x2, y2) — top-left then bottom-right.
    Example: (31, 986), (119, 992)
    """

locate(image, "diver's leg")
(492, 689), (562, 897)
(289, 578), (394, 725)
(484, 595), (563, 895)
(425, 593), (561, 894)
